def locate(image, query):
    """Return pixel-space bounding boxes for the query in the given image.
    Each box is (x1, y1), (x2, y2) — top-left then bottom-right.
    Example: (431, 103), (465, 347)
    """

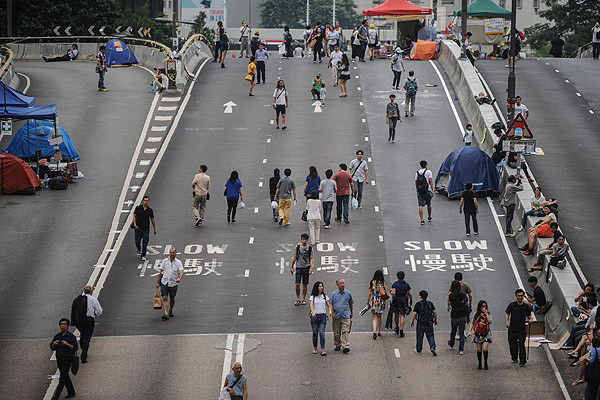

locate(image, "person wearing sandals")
(369, 269), (387, 340)
(309, 281), (331, 356)
(290, 233), (314, 306)
(223, 362), (248, 400)
(468, 300), (492, 370)
(273, 79), (288, 130)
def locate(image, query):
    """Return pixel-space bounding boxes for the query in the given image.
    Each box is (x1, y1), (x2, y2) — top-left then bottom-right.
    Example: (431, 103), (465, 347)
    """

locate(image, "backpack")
(596, 30), (600, 41)
(406, 78), (417, 96)
(251, 37), (260, 48)
(285, 32), (292, 44)
(473, 313), (489, 336)
(416, 170), (429, 194)
(417, 300), (434, 324)
(70, 294), (88, 329)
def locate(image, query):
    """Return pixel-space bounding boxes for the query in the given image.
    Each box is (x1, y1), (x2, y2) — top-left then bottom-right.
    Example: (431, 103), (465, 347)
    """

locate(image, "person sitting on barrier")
(491, 128), (507, 165)
(519, 187), (546, 232)
(524, 276), (547, 314)
(572, 284), (596, 319)
(474, 92), (496, 105)
(564, 295), (597, 352)
(149, 68), (168, 93)
(43, 44), (78, 62)
(572, 335), (600, 387)
(528, 222), (561, 271)
(569, 301), (600, 360)
(520, 206), (558, 255)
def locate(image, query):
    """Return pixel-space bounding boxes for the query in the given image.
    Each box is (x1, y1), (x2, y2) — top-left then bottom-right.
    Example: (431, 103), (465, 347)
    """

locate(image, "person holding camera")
(50, 318), (78, 399)
(503, 175), (523, 237)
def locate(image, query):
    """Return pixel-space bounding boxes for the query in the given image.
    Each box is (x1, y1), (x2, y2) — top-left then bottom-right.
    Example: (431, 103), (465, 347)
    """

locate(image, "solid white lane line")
(238, 307), (244, 316)
(151, 126), (167, 132)
(428, 60), (464, 133)
(162, 96), (181, 102)
(374, 206), (379, 212)
(544, 344), (572, 400)
(394, 348), (401, 358)
(16, 72), (31, 93)
(158, 106), (177, 111)
(219, 334), (235, 396)
(249, 237), (254, 244)
(244, 269), (250, 277)
(235, 334), (246, 365)
(135, 64), (155, 76)
(154, 115), (173, 121)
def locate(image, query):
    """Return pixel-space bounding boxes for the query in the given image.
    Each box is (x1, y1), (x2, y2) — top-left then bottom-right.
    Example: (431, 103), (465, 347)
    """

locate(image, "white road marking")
(555, 69), (560, 73)
(244, 269), (250, 277)
(394, 348), (401, 358)
(361, 118), (366, 123)
(134, 64), (155, 76)
(219, 334), (234, 396)
(262, 158), (267, 163)
(254, 207), (259, 213)
(564, 80), (569, 83)
(120, 209), (130, 213)
(367, 157), (372, 162)
(545, 62), (549, 65)
(158, 106), (177, 111)
(249, 237), (254, 244)
(353, 66), (357, 69)
(428, 60), (464, 132)
(359, 101), (364, 106)
(279, 257), (285, 274)
(144, 148), (157, 154)
(383, 267), (388, 275)
(379, 235), (384, 242)
(154, 115), (173, 121)
(162, 96), (181, 102)
(139, 160), (151, 166)
(370, 180), (375, 185)
(267, 138), (271, 143)
(135, 172), (145, 179)
(147, 137), (162, 142)
(223, 101), (237, 113)
(364, 137), (369, 141)
(235, 334), (246, 365)
(258, 182), (263, 187)
(130, 186), (140, 192)
(17, 72), (31, 93)
(151, 126), (167, 132)
(590, 110), (595, 115)
(270, 120), (274, 125)
(576, 93), (581, 97)
(374, 206), (379, 212)
(355, 75), (359, 78)
(238, 307), (244, 316)
(357, 87), (362, 91)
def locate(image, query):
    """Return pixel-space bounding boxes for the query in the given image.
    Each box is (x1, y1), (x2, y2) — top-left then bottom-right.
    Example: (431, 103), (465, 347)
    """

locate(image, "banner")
(182, 0), (226, 30)
(484, 18), (504, 35)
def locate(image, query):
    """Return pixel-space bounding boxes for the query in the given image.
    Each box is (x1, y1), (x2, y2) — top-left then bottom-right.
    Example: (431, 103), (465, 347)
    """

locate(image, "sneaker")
(405, 113), (409, 117)
(343, 348), (350, 354)
(512, 359), (519, 363)
(519, 362), (526, 367)
(431, 350), (437, 357)
(334, 346), (341, 351)
(420, 221), (425, 225)
(136, 250), (141, 256)
(162, 314), (169, 320)
(505, 232), (516, 237)
(415, 350), (422, 355)
(518, 245), (529, 251)
(324, 225), (331, 229)
(168, 310), (174, 317)
(195, 218), (201, 226)
(459, 351), (464, 355)
(100, 88), (108, 92)
(427, 217), (432, 222)
(518, 226), (524, 232)
(474, 232), (479, 235)
(466, 233), (471, 237)
(400, 331), (405, 338)
(141, 256), (147, 261)
(344, 219), (350, 224)
(394, 327), (399, 335)
(448, 342), (454, 350)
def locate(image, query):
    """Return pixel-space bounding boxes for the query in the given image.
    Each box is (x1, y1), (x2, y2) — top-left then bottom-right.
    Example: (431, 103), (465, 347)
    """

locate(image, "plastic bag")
(271, 200), (278, 209)
(218, 388), (231, 400)
(238, 201), (245, 209)
(351, 196), (359, 210)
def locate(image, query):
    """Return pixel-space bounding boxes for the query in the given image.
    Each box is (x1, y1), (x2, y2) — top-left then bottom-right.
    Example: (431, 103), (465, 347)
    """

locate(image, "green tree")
(188, 11), (216, 50)
(525, 0), (600, 56)
(258, 0), (360, 29)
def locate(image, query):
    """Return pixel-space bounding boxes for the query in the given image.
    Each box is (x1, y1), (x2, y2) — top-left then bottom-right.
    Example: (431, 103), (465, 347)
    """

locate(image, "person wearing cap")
(391, 47), (405, 90)
(311, 73), (323, 100)
(367, 23), (379, 60)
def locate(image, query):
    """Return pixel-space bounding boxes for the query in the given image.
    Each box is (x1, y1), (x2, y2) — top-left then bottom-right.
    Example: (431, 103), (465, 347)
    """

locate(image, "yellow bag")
(153, 290), (162, 309)
(245, 73), (254, 82)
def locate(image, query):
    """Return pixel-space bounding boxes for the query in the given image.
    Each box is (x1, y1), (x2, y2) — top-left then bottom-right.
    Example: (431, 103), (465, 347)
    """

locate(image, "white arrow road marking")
(223, 101), (237, 113)
(65, 26), (72, 35)
(53, 26), (61, 35)
(99, 26), (106, 35)
(312, 100), (322, 113)
(115, 25), (122, 34)
(88, 25), (95, 35)
(130, 186), (140, 192)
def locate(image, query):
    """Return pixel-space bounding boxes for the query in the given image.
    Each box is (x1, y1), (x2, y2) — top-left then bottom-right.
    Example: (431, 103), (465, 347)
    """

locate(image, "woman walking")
(304, 166), (321, 201)
(310, 27), (323, 63)
(385, 93), (402, 142)
(369, 269), (387, 340)
(337, 53), (351, 97)
(269, 168), (280, 221)
(390, 271), (412, 337)
(224, 171), (243, 223)
(273, 80), (288, 130)
(306, 191), (322, 245)
(391, 47), (405, 90)
(468, 300), (492, 370)
(247, 56), (256, 96)
(309, 281), (331, 355)
(283, 26), (293, 58)
(351, 26), (361, 60)
(219, 30), (229, 68)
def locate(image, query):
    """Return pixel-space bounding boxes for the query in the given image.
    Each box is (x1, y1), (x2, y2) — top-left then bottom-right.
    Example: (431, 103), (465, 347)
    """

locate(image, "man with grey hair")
(80, 285), (102, 363)
(157, 247), (184, 320)
(330, 279), (354, 353)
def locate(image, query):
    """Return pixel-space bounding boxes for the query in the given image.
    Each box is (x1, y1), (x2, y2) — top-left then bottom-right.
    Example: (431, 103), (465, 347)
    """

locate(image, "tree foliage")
(525, 0), (600, 56)
(188, 11), (215, 49)
(258, 0), (360, 29)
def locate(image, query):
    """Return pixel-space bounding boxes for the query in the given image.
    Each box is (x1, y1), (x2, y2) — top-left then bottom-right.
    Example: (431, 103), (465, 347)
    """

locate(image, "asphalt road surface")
(0, 56), (573, 399)
(477, 58), (600, 284)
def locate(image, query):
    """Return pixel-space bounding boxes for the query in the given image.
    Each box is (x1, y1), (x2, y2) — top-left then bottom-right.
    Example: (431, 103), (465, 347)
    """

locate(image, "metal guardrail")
(0, 46), (15, 81)
(178, 33), (211, 56)
(569, 41), (592, 58)
(0, 36), (172, 55)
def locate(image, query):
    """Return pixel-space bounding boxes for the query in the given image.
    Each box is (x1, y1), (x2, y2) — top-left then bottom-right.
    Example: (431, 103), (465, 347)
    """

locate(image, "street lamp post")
(507, 0), (517, 125)
(306, 0), (310, 26)
(7, 0), (13, 37)
(460, 0), (467, 57)
(333, 0), (336, 25)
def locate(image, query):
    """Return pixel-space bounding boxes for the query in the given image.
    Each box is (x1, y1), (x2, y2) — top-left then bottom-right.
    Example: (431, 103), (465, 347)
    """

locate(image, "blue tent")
(0, 81), (36, 107)
(106, 39), (138, 66)
(0, 104), (58, 120)
(435, 146), (499, 199)
(6, 120), (79, 160)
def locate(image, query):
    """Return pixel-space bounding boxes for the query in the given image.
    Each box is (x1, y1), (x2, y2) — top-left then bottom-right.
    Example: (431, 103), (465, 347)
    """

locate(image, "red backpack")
(474, 313), (489, 335)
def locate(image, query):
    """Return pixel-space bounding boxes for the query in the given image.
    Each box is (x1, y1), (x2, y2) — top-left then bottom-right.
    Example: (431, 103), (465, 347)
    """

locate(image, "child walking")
(247, 56), (257, 96)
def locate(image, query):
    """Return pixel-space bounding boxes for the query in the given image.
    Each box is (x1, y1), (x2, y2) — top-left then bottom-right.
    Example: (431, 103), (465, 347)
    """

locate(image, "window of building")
(516, 0), (522, 9)
(441, 0), (454, 4)
(533, 0), (539, 10)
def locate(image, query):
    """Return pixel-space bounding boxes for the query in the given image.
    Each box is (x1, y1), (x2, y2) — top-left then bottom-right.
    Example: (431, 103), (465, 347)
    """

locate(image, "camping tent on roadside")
(363, 0), (432, 19)
(6, 120), (79, 161)
(0, 153), (41, 194)
(105, 39), (139, 66)
(435, 146), (500, 199)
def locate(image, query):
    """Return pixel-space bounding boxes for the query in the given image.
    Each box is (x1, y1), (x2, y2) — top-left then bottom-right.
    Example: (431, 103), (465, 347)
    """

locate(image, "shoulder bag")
(71, 350), (80, 375)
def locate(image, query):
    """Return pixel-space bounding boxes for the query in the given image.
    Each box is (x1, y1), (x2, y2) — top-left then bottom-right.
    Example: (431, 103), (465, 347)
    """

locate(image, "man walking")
(415, 160), (434, 225)
(357, 20), (369, 62)
(592, 22), (600, 60)
(514, 96), (529, 120)
(50, 318), (78, 399)
(410, 290), (438, 356)
(506, 288), (532, 366)
(133, 195), (156, 261)
(192, 165), (210, 227)
(275, 168), (296, 226)
(319, 169), (337, 229)
(73, 286), (102, 363)
(213, 21), (224, 62)
(349, 150), (369, 209)
(329, 44), (343, 87)
(157, 247), (184, 320)
(503, 175), (523, 237)
(239, 20), (251, 58)
(290, 233), (314, 306)
(96, 45), (108, 92)
(333, 163), (354, 224)
(403, 70), (418, 117)
(330, 279), (354, 353)
(459, 182), (478, 236)
(255, 43), (269, 84)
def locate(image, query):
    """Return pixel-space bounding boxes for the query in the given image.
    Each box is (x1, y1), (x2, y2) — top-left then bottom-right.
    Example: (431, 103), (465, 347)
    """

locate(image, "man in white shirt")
(592, 22), (600, 60)
(329, 44), (344, 87)
(192, 164), (210, 226)
(349, 150), (369, 208)
(80, 285), (102, 363)
(239, 20), (251, 58)
(514, 96), (529, 120)
(157, 247), (184, 320)
(415, 160), (434, 225)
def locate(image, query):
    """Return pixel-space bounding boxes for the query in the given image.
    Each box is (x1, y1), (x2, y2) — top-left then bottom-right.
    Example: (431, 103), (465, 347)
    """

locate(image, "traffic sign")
(506, 112), (533, 139)
(1, 120), (12, 136)
(502, 139), (536, 153)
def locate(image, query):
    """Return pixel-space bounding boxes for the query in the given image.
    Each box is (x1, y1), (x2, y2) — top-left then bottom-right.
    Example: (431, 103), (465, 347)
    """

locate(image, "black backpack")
(418, 300), (434, 324)
(416, 170), (429, 194)
(285, 32), (293, 44)
(596, 31), (600, 41)
(70, 294), (88, 328)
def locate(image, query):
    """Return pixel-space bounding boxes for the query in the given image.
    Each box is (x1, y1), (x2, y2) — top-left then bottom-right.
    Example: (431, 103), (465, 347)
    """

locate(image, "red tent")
(363, 0), (432, 16)
(0, 154), (41, 195)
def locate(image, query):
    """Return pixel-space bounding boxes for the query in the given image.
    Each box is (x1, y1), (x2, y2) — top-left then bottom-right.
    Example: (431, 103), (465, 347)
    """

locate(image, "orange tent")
(411, 40), (438, 60)
(0, 154), (41, 195)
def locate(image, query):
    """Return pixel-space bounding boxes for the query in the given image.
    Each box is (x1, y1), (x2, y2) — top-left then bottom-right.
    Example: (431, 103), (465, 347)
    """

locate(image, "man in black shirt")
(133, 195), (157, 261)
(505, 288), (532, 366)
(410, 290), (438, 356)
(459, 182), (479, 236)
(50, 318), (78, 399)
(525, 276), (546, 313)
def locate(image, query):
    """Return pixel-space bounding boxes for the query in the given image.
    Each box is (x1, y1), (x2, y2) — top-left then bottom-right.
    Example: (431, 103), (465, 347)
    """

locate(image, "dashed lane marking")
(590, 110), (595, 115)
(147, 137), (162, 142)
(162, 97), (181, 102)
(371, 180), (375, 185)
(270, 120), (274, 125)
(379, 235), (384, 242)
(258, 182), (263, 187)
(576, 93), (582, 97)
(139, 160), (151, 166)
(154, 115), (173, 121)
(254, 207), (259, 213)
(367, 157), (372, 162)
(383, 267), (388, 275)
(374, 206), (379, 212)
(262, 158), (267, 163)
(359, 101), (364, 106)
(151, 126), (167, 132)
(244, 269), (250, 277)
(249, 237), (254, 244)
(565, 80), (569, 83)
(555, 69), (560, 73)
(238, 307), (244, 316)
(364, 137), (369, 141)
(135, 172), (145, 179)
(267, 138), (271, 143)
(357, 87), (362, 91)
(144, 148), (157, 154)
(361, 118), (366, 123)
(395, 349), (401, 358)
(158, 106), (177, 111)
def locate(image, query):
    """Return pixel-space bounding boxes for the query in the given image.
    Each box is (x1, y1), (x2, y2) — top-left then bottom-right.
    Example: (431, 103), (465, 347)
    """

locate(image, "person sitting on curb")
(43, 44), (79, 62)
(519, 206), (558, 255)
(571, 283), (596, 319)
(149, 68), (168, 93)
(523, 276), (547, 314)
(519, 187), (546, 232)
(529, 235), (569, 271)
(528, 222), (561, 271)
(563, 295), (596, 352)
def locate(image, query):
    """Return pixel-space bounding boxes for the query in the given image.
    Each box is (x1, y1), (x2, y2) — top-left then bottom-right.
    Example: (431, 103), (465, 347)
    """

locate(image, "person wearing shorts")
(290, 233), (314, 306)
(273, 79), (288, 130)
(415, 160), (434, 225)
(157, 247), (184, 320)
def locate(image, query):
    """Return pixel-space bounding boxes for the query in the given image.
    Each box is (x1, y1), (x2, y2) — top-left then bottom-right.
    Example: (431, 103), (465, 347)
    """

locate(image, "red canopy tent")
(363, 0), (432, 18)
